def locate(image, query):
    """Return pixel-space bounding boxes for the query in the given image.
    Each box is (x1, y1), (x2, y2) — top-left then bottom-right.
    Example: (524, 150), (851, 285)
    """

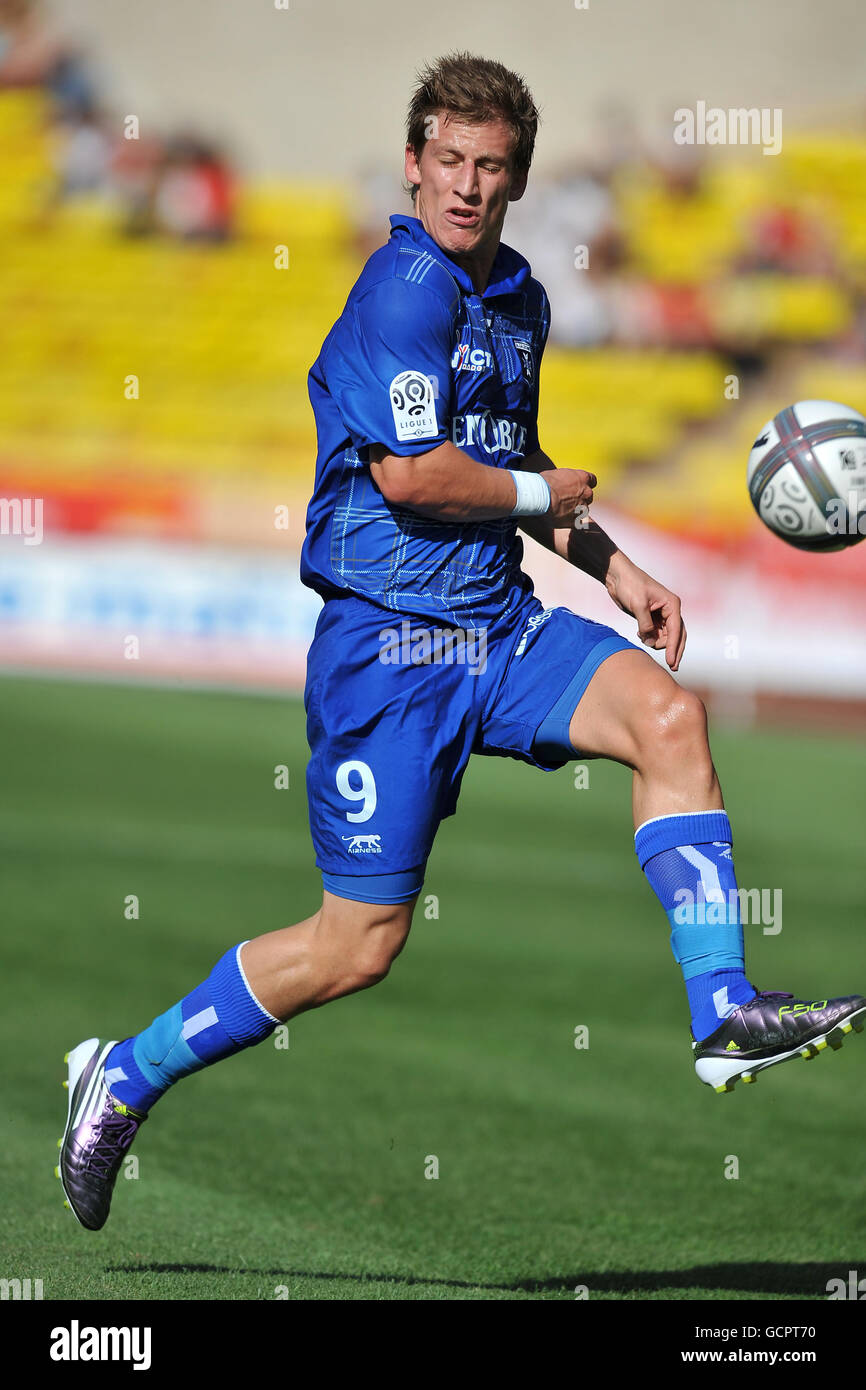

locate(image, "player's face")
(405, 113), (526, 270)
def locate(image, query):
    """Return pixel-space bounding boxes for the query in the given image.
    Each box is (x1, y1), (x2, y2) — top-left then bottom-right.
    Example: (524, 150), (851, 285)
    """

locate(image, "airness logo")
(342, 834), (383, 854)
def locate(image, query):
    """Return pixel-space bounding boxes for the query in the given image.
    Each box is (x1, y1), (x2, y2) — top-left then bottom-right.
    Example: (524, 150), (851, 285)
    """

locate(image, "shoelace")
(83, 1104), (140, 1181)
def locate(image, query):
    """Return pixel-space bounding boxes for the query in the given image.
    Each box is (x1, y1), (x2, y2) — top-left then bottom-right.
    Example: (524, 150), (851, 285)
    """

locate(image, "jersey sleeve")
(523, 282), (551, 458)
(323, 277), (456, 457)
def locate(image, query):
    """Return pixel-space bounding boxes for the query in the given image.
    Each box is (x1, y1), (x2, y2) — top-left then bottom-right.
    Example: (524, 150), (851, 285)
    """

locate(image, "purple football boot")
(693, 991), (866, 1093)
(56, 1038), (147, 1230)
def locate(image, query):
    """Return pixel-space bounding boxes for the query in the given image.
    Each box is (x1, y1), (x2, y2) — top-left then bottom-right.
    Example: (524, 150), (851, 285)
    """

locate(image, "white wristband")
(508, 470), (551, 517)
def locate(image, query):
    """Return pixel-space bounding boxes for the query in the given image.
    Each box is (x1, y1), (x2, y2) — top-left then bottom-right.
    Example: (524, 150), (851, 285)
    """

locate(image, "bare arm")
(370, 439), (685, 668)
(516, 450), (619, 582)
(368, 440), (596, 525)
(518, 451), (687, 671)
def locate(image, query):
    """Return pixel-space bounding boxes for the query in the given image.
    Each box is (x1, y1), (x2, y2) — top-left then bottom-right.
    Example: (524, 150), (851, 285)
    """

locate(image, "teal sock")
(635, 810), (756, 1040)
(105, 942), (279, 1112)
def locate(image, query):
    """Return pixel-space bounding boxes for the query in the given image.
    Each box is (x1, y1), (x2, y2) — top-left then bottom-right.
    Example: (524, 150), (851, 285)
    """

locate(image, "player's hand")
(540, 468), (596, 527)
(604, 553), (687, 671)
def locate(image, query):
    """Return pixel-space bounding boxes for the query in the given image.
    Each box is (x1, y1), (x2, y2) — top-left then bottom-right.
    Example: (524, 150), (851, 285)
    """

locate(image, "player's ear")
(508, 168), (528, 202)
(404, 142), (421, 194)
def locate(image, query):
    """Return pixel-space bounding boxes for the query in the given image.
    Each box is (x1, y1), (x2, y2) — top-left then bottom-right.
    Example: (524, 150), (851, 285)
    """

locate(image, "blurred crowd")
(0, 0), (235, 240)
(4, 0), (866, 361)
(356, 105), (866, 359)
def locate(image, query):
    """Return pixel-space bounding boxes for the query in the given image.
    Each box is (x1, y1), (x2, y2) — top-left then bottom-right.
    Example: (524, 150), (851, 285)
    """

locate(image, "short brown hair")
(404, 52), (539, 202)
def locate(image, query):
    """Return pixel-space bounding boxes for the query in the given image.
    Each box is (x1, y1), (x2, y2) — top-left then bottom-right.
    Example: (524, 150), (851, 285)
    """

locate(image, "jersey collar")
(389, 213), (531, 300)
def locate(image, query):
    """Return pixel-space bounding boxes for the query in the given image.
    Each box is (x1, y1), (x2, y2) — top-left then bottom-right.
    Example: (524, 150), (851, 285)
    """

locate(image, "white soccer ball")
(746, 399), (866, 551)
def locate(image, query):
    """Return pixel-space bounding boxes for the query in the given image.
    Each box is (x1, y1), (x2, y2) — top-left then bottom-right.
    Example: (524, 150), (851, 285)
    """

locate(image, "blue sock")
(105, 941), (279, 1113)
(635, 810), (757, 1041)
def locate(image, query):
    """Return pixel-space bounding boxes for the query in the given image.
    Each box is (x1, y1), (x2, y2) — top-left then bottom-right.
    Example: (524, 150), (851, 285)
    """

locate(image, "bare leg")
(567, 648), (722, 828)
(240, 890), (416, 1020)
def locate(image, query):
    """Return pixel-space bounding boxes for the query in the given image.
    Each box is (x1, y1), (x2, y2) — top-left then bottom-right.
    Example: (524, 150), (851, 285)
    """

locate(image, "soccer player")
(59, 52), (864, 1231)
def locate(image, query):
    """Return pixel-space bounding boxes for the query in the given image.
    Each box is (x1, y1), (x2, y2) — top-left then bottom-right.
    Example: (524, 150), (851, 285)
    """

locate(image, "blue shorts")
(304, 591), (637, 903)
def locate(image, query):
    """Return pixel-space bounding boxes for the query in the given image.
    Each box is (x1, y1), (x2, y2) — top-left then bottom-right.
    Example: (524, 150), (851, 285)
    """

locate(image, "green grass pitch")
(1, 674), (864, 1301)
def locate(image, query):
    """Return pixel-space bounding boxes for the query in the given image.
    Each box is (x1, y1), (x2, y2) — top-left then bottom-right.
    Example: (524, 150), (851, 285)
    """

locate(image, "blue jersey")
(302, 213), (551, 629)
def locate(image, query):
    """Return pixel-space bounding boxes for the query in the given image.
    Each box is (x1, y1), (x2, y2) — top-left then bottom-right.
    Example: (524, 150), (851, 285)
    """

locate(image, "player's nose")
(452, 162), (480, 198)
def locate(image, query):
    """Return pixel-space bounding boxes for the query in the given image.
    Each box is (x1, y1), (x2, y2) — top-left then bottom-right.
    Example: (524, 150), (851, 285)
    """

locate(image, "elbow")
(373, 457), (422, 510)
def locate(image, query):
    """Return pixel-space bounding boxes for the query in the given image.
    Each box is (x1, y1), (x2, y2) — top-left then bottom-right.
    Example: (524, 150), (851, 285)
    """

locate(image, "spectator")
(110, 127), (164, 238)
(153, 133), (235, 242)
(0, 0), (64, 87)
(50, 100), (112, 199)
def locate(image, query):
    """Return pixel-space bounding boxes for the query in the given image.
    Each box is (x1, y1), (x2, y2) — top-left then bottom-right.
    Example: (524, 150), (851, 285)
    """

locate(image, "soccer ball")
(746, 399), (866, 551)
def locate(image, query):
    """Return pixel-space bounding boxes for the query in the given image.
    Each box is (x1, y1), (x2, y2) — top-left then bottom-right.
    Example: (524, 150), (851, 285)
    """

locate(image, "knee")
(340, 920), (407, 993)
(636, 682), (710, 766)
(348, 942), (399, 991)
(317, 896), (414, 999)
(655, 685), (707, 743)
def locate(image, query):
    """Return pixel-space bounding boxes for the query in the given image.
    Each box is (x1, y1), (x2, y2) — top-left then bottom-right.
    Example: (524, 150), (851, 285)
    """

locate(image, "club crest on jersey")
(512, 338), (534, 384)
(389, 370), (438, 442)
